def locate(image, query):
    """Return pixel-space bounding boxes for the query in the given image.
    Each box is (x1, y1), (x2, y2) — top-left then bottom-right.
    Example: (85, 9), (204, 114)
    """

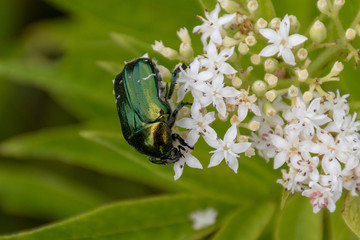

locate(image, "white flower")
(193, 4), (236, 47)
(201, 42), (237, 75)
(302, 182), (336, 213)
(323, 90), (350, 129)
(173, 148), (203, 180)
(189, 208), (217, 230)
(292, 97), (331, 138)
(176, 99), (216, 146)
(204, 124), (251, 173)
(307, 129), (354, 174)
(197, 74), (240, 117)
(294, 156), (320, 183)
(176, 58), (213, 102)
(277, 168), (306, 194)
(230, 89), (261, 122)
(258, 14), (307, 65)
(270, 127), (310, 169)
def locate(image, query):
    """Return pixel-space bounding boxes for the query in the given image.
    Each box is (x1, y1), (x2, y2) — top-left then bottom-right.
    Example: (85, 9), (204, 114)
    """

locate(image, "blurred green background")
(0, 0), (359, 239)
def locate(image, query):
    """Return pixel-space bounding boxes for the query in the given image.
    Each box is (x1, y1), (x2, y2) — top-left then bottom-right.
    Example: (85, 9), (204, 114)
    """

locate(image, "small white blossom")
(176, 58), (213, 102)
(173, 149), (203, 180)
(302, 182), (336, 213)
(259, 14), (307, 65)
(193, 4), (236, 47)
(291, 97), (331, 137)
(204, 124), (251, 173)
(197, 74), (240, 117)
(201, 42), (237, 75)
(176, 99), (216, 146)
(189, 208), (217, 230)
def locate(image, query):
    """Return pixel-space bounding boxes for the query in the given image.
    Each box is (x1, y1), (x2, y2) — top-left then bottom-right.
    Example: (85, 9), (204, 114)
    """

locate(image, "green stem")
(308, 44), (344, 76)
(332, 16), (346, 45)
(350, 9), (360, 29)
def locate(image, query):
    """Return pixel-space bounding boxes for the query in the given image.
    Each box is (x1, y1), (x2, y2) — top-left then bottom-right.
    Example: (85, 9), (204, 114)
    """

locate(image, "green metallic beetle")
(114, 58), (192, 164)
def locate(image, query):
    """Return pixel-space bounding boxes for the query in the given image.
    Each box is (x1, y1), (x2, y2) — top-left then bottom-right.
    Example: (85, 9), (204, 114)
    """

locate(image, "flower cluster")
(151, 0), (360, 213)
(252, 92), (360, 213)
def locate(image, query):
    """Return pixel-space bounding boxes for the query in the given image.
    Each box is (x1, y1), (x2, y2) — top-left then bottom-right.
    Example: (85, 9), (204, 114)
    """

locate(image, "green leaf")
(81, 130), (280, 204)
(45, 0), (203, 43)
(329, 196), (359, 240)
(197, 0), (218, 10)
(0, 195), (233, 240)
(0, 123), (184, 192)
(342, 193), (360, 238)
(257, 0), (277, 20)
(0, 162), (109, 220)
(275, 195), (323, 240)
(212, 202), (275, 240)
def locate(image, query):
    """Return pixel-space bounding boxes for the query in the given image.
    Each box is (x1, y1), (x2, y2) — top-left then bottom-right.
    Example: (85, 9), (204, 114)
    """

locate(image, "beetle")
(114, 58), (192, 164)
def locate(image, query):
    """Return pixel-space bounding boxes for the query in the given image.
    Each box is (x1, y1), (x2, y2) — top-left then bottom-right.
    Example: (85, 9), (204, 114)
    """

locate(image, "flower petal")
(226, 154), (238, 173)
(279, 14), (290, 38)
(259, 28), (278, 42)
(173, 160), (185, 180)
(208, 151), (224, 168)
(231, 142), (251, 154)
(259, 44), (280, 57)
(274, 151), (287, 169)
(288, 34), (307, 47)
(224, 124), (237, 143)
(219, 62), (237, 74)
(185, 154), (203, 169)
(280, 47), (296, 65)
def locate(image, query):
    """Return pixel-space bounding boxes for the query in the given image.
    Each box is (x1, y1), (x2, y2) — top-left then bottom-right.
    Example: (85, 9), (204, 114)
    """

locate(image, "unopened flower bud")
(218, 112), (229, 121)
(232, 77), (242, 88)
(223, 36), (239, 48)
(238, 42), (249, 55)
(264, 73), (278, 88)
(345, 28), (356, 41)
(252, 80), (267, 96)
(179, 106), (190, 117)
(303, 91), (313, 102)
(230, 115), (240, 125)
(264, 58), (279, 73)
(296, 69), (309, 82)
(218, 0), (241, 13)
(334, 0), (345, 10)
(265, 90), (277, 102)
(245, 147), (255, 157)
(237, 135), (248, 143)
(250, 54), (261, 65)
(310, 20), (327, 43)
(247, 0), (258, 12)
(356, 25), (360, 36)
(289, 15), (300, 33)
(269, 18), (281, 29)
(157, 65), (172, 78)
(249, 120), (260, 131)
(263, 101), (276, 117)
(317, 0), (329, 14)
(245, 35), (257, 46)
(179, 42), (194, 59)
(288, 85), (299, 97)
(297, 48), (308, 60)
(330, 61), (344, 76)
(152, 41), (179, 60)
(255, 18), (267, 31)
(177, 28), (191, 44)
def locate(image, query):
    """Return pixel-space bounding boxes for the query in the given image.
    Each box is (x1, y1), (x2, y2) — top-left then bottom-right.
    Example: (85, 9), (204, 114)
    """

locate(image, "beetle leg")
(149, 157), (175, 165)
(167, 63), (187, 99)
(172, 133), (194, 150)
(167, 102), (192, 128)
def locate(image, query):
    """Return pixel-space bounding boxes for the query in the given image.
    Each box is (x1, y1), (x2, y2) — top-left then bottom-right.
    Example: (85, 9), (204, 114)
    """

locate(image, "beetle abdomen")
(128, 122), (173, 158)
